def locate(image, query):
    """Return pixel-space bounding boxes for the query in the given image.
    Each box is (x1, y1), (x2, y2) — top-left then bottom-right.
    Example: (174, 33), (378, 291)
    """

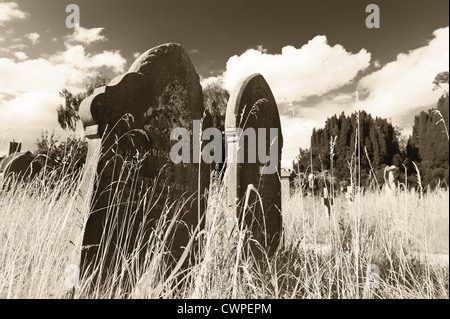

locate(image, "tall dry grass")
(0, 158), (448, 298)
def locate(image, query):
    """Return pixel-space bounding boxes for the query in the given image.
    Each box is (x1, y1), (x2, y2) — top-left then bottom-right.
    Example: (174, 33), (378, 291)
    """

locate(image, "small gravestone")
(384, 165), (397, 196)
(322, 188), (333, 218)
(224, 73), (283, 256)
(1, 151), (41, 181)
(308, 173), (314, 195)
(281, 169), (291, 211)
(9, 141), (21, 155)
(345, 185), (353, 203)
(78, 43), (210, 286)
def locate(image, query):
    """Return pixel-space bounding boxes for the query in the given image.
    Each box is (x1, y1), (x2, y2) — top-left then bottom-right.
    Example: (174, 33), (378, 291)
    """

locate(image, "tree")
(202, 79), (229, 134)
(202, 80), (230, 166)
(57, 73), (110, 131)
(407, 80), (449, 187)
(433, 71), (449, 92)
(35, 130), (88, 173)
(294, 111), (402, 187)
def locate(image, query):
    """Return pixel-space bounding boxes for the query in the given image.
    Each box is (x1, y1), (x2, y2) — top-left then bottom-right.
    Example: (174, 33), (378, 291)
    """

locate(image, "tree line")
(293, 71), (449, 190)
(33, 71), (448, 189)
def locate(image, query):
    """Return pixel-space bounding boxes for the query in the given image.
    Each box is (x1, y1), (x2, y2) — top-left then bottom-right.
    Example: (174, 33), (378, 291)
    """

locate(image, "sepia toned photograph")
(0, 0), (448, 302)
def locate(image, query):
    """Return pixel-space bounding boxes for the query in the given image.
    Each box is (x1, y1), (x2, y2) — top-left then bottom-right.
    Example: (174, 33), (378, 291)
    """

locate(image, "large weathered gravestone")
(224, 73), (283, 256)
(78, 43), (210, 286)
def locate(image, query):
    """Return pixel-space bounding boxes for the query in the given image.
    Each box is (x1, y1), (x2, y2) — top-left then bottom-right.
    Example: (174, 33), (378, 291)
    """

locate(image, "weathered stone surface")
(9, 141), (21, 155)
(78, 43), (209, 286)
(281, 169), (292, 211)
(224, 73), (283, 255)
(0, 151), (41, 181)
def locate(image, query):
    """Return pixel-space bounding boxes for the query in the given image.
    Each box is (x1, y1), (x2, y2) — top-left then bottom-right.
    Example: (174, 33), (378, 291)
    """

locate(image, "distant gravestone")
(281, 169), (291, 211)
(322, 188), (333, 218)
(346, 185), (353, 202)
(1, 151), (41, 181)
(78, 43), (210, 286)
(224, 73), (283, 256)
(384, 165), (397, 196)
(9, 141), (21, 155)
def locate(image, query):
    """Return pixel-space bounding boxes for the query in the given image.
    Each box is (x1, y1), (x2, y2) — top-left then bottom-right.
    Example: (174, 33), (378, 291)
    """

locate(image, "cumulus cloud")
(280, 116), (317, 168)
(203, 35), (371, 168)
(25, 32), (40, 44)
(1, 91), (61, 126)
(0, 91), (63, 155)
(13, 51), (28, 61)
(0, 27), (127, 154)
(358, 27), (449, 120)
(0, 2), (28, 25)
(0, 44), (126, 97)
(65, 27), (106, 44)
(207, 29), (449, 168)
(51, 44), (126, 74)
(9, 42), (27, 51)
(218, 35), (371, 103)
(200, 75), (222, 88)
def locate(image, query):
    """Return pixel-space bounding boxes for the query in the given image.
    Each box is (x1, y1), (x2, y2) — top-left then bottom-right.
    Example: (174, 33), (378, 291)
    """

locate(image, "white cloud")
(25, 32), (40, 44)
(0, 29), (127, 154)
(9, 42), (27, 50)
(0, 91), (64, 154)
(204, 36), (371, 168)
(65, 27), (106, 44)
(200, 75), (222, 88)
(1, 91), (61, 126)
(280, 116), (316, 168)
(0, 2), (28, 25)
(51, 44), (126, 74)
(216, 35), (371, 103)
(358, 27), (449, 120)
(13, 51), (28, 61)
(133, 52), (141, 59)
(0, 45), (126, 97)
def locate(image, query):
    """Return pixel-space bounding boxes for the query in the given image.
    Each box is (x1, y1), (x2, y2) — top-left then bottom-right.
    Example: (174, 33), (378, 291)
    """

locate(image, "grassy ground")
(0, 168), (448, 299)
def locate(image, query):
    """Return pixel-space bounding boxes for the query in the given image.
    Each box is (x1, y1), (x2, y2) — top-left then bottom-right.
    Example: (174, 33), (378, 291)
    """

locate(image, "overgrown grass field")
(0, 164), (448, 299)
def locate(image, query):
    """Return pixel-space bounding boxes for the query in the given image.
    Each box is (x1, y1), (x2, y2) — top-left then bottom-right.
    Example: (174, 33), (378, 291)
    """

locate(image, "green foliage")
(294, 71), (449, 189)
(433, 71), (449, 92)
(35, 130), (87, 172)
(294, 111), (402, 187)
(202, 80), (229, 165)
(57, 73), (110, 131)
(202, 79), (229, 134)
(408, 94), (449, 187)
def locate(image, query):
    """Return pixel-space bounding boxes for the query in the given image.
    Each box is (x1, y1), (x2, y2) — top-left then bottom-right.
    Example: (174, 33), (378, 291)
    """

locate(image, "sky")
(0, 0), (448, 168)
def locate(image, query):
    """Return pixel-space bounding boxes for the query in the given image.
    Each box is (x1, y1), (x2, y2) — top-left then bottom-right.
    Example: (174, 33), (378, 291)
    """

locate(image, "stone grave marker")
(78, 43), (210, 286)
(322, 188), (333, 218)
(224, 73), (283, 256)
(345, 185), (353, 203)
(281, 169), (291, 211)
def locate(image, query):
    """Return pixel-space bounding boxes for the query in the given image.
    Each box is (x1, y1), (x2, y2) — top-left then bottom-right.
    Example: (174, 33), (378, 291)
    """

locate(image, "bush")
(35, 130), (87, 174)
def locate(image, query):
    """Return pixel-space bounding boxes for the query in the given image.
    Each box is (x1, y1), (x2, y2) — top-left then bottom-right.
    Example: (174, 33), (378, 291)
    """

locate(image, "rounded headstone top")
(79, 43), (204, 131)
(129, 42), (203, 119)
(225, 73), (281, 130)
(129, 43), (191, 74)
